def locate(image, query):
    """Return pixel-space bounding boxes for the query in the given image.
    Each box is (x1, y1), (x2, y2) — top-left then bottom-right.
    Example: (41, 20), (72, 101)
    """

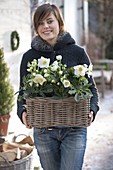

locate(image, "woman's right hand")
(22, 112), (32, 129)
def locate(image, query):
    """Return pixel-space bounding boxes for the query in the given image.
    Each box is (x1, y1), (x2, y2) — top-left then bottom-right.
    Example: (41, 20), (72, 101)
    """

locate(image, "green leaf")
(74, 93), (80, 102)
(68, 89), (76, 95)
(81, 94), (87, 100)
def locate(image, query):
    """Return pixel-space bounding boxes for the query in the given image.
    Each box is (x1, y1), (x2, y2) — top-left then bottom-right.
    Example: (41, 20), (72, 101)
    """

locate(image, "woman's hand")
(88, 111), (94, 126)
(22, 112), (32, 129)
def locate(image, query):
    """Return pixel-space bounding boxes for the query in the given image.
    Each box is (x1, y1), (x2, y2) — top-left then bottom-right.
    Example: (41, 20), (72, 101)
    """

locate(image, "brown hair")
(33, 3), (64, 35)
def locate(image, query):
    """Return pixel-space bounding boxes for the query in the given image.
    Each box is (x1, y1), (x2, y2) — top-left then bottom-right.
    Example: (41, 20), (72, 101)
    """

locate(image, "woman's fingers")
(88, 111), (94, 126)
(22, 112), (32, 129)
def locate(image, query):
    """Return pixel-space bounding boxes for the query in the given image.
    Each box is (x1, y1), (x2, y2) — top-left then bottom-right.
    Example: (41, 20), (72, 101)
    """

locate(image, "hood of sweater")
(31, 32), (75, 52)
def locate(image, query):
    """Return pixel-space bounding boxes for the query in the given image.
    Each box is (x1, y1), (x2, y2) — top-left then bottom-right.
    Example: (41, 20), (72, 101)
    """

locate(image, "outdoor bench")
(92, 64), (113, 98)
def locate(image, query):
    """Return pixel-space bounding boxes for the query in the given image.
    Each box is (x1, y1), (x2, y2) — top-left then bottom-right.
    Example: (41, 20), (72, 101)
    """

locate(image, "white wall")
(0, 0), (32, 133)
(0, 0), (31, 93)
(84, 0), (89, 45)
(64, 0), (77, 41)
(64, 0), (87, 46)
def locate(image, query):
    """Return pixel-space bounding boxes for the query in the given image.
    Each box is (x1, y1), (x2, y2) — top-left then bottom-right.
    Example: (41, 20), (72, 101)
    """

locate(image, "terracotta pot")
(0, 115), (10, 136)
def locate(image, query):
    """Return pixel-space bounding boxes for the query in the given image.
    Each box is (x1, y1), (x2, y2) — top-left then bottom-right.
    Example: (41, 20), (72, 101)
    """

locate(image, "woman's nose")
(43, 22), (49, 28)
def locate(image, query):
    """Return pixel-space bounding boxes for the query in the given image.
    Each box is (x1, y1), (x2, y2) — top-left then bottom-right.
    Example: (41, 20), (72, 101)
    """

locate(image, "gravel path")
(83, 90), (113, 170)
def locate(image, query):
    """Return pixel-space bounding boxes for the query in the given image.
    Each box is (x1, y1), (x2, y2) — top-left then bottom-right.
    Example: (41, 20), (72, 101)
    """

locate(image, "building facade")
(0, 0), (31, 93)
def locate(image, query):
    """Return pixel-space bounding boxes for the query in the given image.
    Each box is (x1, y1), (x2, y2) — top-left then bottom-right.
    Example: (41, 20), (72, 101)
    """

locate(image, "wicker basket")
(0, 152), (33, 170)
(26, 97), (90, 128)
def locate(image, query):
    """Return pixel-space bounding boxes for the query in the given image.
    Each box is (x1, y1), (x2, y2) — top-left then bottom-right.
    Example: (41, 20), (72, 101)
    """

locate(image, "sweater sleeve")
(17, 53), (28, 123)
(80, 49), (100, 121)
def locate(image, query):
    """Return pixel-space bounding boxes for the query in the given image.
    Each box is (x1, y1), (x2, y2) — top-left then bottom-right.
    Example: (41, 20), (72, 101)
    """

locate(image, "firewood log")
(16, 135), (34, 146)
(3, 142), (33, 155)
(0, 151), (17, 163)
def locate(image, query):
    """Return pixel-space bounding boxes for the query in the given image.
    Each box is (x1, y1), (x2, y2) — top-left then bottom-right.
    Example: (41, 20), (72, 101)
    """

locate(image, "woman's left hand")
(88, 111), (94, 126)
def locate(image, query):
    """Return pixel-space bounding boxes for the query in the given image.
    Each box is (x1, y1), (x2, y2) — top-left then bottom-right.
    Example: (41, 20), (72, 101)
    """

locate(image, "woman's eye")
(39, 22), (43, 26)
(38, 19), (53, 26)
(47, 20), (53, 24)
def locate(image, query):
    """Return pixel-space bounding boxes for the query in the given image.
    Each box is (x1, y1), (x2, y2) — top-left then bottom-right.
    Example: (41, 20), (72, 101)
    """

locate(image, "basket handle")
(12, 134), (27, 142)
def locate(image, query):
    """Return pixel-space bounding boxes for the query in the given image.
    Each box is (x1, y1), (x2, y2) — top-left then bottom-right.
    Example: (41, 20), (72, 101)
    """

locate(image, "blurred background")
(0, 0), (113, 169)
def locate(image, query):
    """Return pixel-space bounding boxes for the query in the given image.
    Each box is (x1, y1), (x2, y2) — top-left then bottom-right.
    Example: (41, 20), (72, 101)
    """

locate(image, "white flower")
(27, 67), (32, 72)
(56, 55), (62, 60)
(83, 64), (88, 68)
(51, 61), (58, 71)
(31, 59), (37, 66)
(51, 65), (58, 71)
(87, 64), (93, 77)
(38, 56), (50, 68)
(44, 73), (49, 77)
(74, 65), (87, 76)
(27, 62), (31, 67)
(33, 74), (46, 85)
(59, 71), (63, 75)
(21, 55), (92, 101)
(44, 69), (47, 73)
(57, 82), (60, 85)
(62, 80), (70, 88)
(32, 73), (36, 76)
(29, 82), (33, 86)
(51, 80), (56, 83)
(89, 64), (93, 70)
(53, 61), (58, 65)
(60, 75), (66, 82)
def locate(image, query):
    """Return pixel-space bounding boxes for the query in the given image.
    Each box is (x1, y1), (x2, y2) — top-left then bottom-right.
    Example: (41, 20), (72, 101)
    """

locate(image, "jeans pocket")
(34, 127), (46, 135)
(70, 127), (87, 132)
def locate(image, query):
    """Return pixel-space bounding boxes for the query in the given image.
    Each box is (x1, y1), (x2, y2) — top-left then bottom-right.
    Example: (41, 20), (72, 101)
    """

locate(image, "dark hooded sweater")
(17, 32), (99, 123)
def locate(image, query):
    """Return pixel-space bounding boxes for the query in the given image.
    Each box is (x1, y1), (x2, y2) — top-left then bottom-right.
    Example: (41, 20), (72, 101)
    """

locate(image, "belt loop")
(47, 128), (53, 130)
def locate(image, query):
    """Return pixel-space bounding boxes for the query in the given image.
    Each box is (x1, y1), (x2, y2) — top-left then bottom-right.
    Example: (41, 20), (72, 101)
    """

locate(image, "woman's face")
(37, 13), (60, 46)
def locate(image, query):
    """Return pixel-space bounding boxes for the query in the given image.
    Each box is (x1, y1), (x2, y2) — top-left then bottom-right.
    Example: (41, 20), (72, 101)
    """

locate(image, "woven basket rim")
(26, 96), (90, 102)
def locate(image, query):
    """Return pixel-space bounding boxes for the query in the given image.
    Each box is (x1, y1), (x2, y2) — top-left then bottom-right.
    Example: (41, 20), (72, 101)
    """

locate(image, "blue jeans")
(34, 127), (87, 170)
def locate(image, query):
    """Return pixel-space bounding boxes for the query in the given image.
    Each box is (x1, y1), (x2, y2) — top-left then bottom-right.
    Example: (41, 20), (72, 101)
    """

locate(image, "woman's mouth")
(43, 30), (52, 35)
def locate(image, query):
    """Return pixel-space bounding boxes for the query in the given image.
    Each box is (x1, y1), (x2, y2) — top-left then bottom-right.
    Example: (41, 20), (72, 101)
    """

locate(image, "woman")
(17, 3), (99, 170)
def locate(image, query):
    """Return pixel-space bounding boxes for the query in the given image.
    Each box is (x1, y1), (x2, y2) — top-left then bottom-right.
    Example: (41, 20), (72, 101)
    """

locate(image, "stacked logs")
(0, 135), (34, 164)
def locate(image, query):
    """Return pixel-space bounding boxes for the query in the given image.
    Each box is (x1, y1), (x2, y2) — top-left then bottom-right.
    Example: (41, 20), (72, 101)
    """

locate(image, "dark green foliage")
(0, 48), (14, 116)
